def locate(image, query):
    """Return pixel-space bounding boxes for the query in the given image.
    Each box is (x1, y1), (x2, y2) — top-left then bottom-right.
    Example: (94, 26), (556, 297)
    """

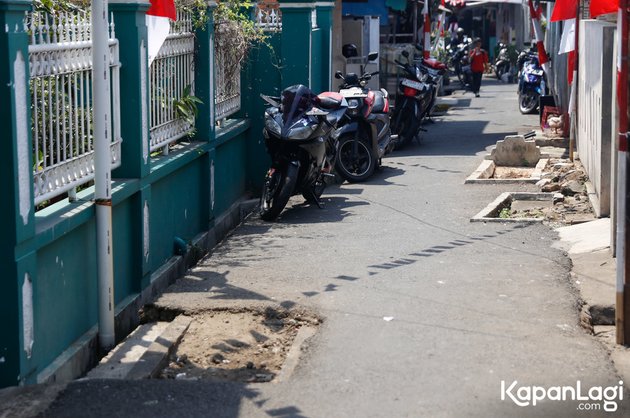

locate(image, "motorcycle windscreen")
(281, 84), (317, 130)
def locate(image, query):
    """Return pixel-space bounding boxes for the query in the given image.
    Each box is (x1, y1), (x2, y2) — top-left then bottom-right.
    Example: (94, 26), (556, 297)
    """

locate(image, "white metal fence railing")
(214, 22), (242, 122)
(28, 10), (122, 206)
(255, 3), (282, 32)
(149, 8), (195, 153)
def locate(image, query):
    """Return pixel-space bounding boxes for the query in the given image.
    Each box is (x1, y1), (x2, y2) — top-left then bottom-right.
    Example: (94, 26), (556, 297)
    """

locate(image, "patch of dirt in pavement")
(501, 158), (596, 225)
(158, 308), (320, 383)
(493, 166), (536, 179)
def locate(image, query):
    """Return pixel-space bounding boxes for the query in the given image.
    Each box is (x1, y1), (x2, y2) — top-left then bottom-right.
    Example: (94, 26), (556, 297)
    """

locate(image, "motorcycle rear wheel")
(519, 92), (538, 114)
(259, 164), (298, 221)
(335, 135), (376, 182)
(392, 102), (419, 149)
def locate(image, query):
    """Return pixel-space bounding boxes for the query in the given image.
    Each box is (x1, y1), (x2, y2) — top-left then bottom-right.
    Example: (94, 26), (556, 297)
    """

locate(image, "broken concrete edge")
(125, 315), (193, 380)
(273, 325), (318, 384)
(34, 196), (257, 386)
(470, 192), (552, 223)
(464, 160), (494, 183)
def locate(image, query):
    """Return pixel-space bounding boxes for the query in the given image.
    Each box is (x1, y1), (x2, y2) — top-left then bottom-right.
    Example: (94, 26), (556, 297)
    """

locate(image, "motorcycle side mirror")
(367, 51), (378, 62)
(401, 50), (409, 58)
(334, 71), (343, 79)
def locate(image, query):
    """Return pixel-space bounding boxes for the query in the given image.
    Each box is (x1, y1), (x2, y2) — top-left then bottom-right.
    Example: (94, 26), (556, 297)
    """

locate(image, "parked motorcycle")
(447, 36), (472, 87)
(517, 51), (546, 114)
(390, 50), (436, 148)
(494, 42), (510, 80)
(494, 42), (518, 82)
(259, 84), (347, 221)
(333, 50), (395, 182)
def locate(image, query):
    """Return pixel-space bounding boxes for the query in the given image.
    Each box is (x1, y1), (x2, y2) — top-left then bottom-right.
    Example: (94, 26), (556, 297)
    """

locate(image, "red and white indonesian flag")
(590, 0), (618, 17)
(146, 0), (177, 66)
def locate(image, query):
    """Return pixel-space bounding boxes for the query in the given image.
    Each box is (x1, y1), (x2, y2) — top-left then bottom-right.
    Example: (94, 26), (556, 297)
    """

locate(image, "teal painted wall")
(112, 194), (142, 300)
(214, 132), (248, 216)
(311, 28), (323, 94)
(34, 221), (98, 373)
(149, 158), (207, 271)
(241, 35), (282, 191)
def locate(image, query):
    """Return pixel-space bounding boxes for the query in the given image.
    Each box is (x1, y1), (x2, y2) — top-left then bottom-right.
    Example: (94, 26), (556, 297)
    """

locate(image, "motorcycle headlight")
(264, 113), (281, 135)
(287, 123), (317, 140)
(347, 99), (360, 115)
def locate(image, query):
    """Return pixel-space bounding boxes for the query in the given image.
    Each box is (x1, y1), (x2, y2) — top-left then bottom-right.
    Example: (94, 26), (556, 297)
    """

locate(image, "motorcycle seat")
(317, 92), (344, 109)
(372, 90), (387, 113)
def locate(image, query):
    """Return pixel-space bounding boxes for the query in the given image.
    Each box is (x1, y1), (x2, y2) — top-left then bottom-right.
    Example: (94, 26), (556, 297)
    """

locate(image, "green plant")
(214, 1), (268, 69)
(33, 0), (89, 13)
(499, 207), (511, 219)
(174, 84), (203, 132)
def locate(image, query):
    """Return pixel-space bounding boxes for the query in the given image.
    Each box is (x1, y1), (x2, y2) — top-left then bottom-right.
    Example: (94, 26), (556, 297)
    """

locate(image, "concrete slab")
(471, 192), (551, 223)
(126, 315), (192, 380)
(465, 158), (548, 184)
(572, 250), (616, 325)
(86, 322), (170, 380)
(489, 135), (541, 167)
(435, 97), (458, 107)
(554, 218), (611, 254)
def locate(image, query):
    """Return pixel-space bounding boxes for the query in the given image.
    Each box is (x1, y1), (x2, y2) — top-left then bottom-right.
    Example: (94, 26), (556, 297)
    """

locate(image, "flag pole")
(92, 0), (115, 352)
(568, 3), (579, 162)
(423, 0), (431, 59)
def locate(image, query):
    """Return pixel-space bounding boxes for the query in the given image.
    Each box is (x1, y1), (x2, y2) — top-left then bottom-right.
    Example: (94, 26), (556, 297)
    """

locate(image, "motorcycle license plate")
(401, 79), (424, 91)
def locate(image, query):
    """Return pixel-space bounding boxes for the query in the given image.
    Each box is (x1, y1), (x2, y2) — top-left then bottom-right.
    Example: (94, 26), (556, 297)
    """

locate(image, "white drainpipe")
(92, 0), (115, 351)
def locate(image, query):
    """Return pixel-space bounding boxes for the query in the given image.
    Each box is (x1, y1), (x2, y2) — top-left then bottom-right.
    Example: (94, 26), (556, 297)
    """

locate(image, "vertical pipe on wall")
(92, 0), (115, 351)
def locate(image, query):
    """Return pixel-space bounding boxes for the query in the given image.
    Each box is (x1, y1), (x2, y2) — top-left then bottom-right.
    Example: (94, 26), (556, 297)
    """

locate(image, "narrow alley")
(32, 80), (627, 417)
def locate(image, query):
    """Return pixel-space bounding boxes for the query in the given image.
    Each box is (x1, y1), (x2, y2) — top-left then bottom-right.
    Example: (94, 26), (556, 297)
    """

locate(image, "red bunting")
(590, 0), (618, 17)
(147, 0), (177, 20)
(551, 0), (577, 21)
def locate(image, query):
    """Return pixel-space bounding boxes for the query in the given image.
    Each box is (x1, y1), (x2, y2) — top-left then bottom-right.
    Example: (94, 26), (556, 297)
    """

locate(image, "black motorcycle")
(259, 85), (347, 221)
(390, 50), (436, 148)
(333, 62), (394, 182)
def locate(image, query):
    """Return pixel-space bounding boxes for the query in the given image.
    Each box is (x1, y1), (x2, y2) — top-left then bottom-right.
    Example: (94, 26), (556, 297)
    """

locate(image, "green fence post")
(316, 1), (334, 92)
(194, 1), (217, 225)
(110, 0), (151, 179)
(109, 0), (152, 294)
(195, 1), (216, 142)
(278, 0), (316, 88)
(0, 0), (35, 387)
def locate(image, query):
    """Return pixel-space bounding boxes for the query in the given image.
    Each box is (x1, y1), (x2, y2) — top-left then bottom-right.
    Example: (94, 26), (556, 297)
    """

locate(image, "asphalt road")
(40, 79), (626, 418)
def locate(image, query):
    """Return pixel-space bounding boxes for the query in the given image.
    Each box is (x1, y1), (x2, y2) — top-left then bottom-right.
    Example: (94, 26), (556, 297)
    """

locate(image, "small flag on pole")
(146, 0), (177, 66)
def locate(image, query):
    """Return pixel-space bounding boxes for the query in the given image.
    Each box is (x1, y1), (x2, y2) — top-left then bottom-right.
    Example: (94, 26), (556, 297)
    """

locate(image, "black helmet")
(342, 43), (358, 59)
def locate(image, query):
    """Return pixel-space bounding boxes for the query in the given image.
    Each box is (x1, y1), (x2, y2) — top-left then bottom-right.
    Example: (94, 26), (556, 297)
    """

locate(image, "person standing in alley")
(469, 38), (488, 97)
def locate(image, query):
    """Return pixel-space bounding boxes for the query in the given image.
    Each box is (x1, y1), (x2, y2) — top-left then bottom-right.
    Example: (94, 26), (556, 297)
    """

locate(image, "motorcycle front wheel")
(518, 91), (538, 114)
(259, 163), (299, 221)
(335, 135), (376, 182)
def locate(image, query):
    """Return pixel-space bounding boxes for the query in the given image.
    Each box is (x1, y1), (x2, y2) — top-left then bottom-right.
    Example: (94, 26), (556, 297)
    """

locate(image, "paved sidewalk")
(4, 79), (629, 418)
